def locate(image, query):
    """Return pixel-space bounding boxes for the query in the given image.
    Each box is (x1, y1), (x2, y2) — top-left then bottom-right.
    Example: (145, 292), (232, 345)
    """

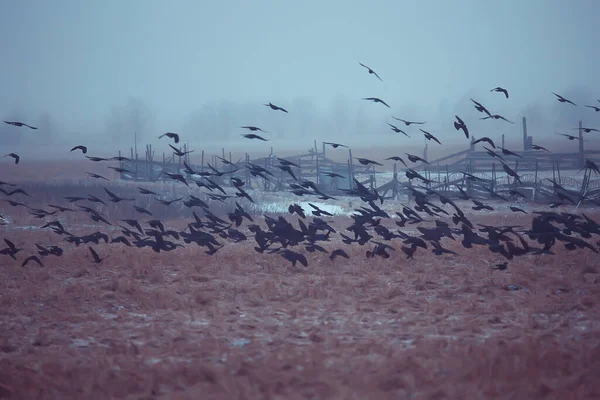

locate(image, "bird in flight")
(387, 123), (410, 137)
(574, 127), (600, 133)
(480, 114), (514, 124)
(531, 144), (550, 152)
(490, 87), (509, 98)
(264, 102), (288, 113)
(158, 132), (180, 143)
(420, 129), (441, 144)
(470, 98), (493, 118)
(241, 126), (267, 133)
(5, 153), (19, 164)
(241, 133), (268, 141)
(557, 132), (581, 141)
(70, 145), (88, 154)
(553, 92), (577, 106)
(322, 142), (348, 148)
(358, 62), (382, 81)
(3, 121), (37, 130)
(472, 137), (496, 148)
(392, 117), (426, 126)
(585, 105), (600, 112)
(454, 116), (469, 138)
(362, 97), (390, 108)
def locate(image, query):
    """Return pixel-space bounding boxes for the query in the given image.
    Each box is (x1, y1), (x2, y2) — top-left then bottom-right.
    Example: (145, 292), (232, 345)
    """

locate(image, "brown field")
(1, 159), (600, 400)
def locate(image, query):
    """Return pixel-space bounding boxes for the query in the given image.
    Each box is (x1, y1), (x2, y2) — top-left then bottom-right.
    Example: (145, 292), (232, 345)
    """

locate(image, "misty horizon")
(1, 0), (600, 159)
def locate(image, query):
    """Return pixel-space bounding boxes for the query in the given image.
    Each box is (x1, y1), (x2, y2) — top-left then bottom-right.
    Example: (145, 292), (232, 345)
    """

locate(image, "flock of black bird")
(2, 62), (600, 273)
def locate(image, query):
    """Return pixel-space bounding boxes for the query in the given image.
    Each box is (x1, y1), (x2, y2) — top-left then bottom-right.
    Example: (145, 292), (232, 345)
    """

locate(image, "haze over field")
(1, 0), (600, 158)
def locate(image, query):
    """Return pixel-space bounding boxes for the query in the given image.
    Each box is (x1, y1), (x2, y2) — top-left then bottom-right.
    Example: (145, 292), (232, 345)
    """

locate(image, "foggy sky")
(1, 0), (599, 156)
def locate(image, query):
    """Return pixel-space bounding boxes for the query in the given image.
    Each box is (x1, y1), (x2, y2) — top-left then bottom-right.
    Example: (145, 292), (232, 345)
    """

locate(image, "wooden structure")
(116, 119), (600, 206)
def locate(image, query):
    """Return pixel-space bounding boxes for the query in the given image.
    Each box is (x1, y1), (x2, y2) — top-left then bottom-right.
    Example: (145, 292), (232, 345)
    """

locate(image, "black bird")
(70, 145), (88, 154)
(21, 255), (44, 268)
(509, 206), (527, 214)
(420, 129), (441, 144)
(158, 132), (180, 143)
(470, 98), (493, 118)
(5, 153), (19, 164)
(499, 147), (523, 158)
(329, 249), (350, 261)
(387, 123), (410, 137)
(472, 199), (494, 211)
(86, 172), (109, 181)
(406, 153), (429, 164)
(493, 262), (508, 271)
(4, 120), (37, 129)
(362, 97), (390, 108)
(163, 172), (189, 186)
(454, 116), (469, 138)
(88, 246), (107, 264)
(501, 162), (522, 183)
(385, 156), (407, 168)
(531, 144), (550, 152)
(480, 114), (514, 123)
(358, 62), (383, 81)
(323, 172), (345, 179)
(392, 117), (426, 126)
(490, 87), (509, 98)
(139, 187), (160, 195)
(557, 132), (581, 141)
(264, 102), (288, 113)
(553, 92), (577, 106)
(169, 144), (194, 157)
(580, 159), (600, 175)
(240, 126), (267, 132)
(577, 127), (600, 133)
(280, 249), (308, 267)
(322, 142), (348, 148)
(357, 158), (382, 166)
(585, 105), (600, 112)
(86, 156), (109, 162)
(472, 137), (496, 148)
(241, 133), (268, 141)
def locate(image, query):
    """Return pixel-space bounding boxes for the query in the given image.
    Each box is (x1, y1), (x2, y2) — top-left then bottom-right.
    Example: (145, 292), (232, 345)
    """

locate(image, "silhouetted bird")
(5, 153), (19, 164)
(553, 92), (577, 106)
(490, 87), (509, 98)
(241, 126), (267, 132)
(4, 120), (37, 129)
(454, 116), (469, 138)
(158, 132), (180, 143)
(264, 102), (288, 113)
(362, 97), (390, 108)
(241, 133), (268, 141)
(392, 117), (425, 126)
(322, 142), (348, 148)
(358, 62), (383, 81)
(70, 145), (88, 154)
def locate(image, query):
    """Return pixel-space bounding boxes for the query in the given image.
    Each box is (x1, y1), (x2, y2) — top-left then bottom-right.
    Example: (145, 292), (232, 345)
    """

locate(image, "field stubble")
(0, 162), (600, 399)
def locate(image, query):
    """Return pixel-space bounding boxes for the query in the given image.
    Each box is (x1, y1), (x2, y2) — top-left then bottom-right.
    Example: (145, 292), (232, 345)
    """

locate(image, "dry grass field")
(1, 158), (600, 400)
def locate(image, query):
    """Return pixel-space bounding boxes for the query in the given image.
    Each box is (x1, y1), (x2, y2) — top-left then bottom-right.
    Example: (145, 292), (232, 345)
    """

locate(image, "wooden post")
(533, 160), (538, 201)
(522, 117), (528, 151)
(348, 148), (354, 188)
(392, 163), (398, 200)
(579, 120), (584, 169)
(315, 152), (320, 185)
